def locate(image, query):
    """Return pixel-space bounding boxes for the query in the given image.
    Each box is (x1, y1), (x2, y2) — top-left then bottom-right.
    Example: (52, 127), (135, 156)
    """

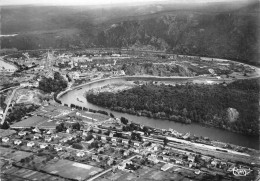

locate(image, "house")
(122, 132), (131, 137)
(161, 163), (173, 171)
(92, 127), (99, 133)
(46, 129), (55, 135)
(194, 169), (201, 175)
(27, 141), (35, 147)
(40, 143), (48, 149)
(122, 139), (129, 145)
(188, 155), (195, 162)
(112, 142), (117, 146)
(101, 136), (107, 142)
(14, 140), (22, 145)
(67, 136), (73, 140)
(111, 138), (117, 143)
(92, 155), (100, 162)
(189, 162), (197, 168)
(201, 155), (211, 162)
(175, 158), (183, 165)
(33, 134), (41, 140)
(51, 134), (59, 139)
(54, 146), (63, 152)
(60, 138), (68, 143)
(148, 155), (159, 164)
(109, 132), (114, 137)
(123, 150), (130, 156)
(86, 138), (94, 144)
(32, 127), (41, 133)
(77, 152), (85, 157)
(104, 144), (110, 150)
(45, 137), (52, 142)
(66, 128), (72, 134)
(133, 141), (140, 147)
(18, 131), (27, 136)
(118, 163), (126, 170)
(107, 158), (114, 166)
(162, 155), (170, 162)
(211, 159), (218, 167)
(97, 147), (104, 153)
(2, 137), (9, 143)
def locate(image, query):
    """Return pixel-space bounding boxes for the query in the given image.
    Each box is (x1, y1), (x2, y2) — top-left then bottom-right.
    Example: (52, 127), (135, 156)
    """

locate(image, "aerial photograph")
(0, 0), (259, 180)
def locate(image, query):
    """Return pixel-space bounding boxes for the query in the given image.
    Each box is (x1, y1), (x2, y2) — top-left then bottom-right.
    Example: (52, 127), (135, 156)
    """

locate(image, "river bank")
(58, 76), (259, 149)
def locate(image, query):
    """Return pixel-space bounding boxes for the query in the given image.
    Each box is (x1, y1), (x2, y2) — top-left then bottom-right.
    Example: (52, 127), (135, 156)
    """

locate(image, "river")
(59, 77), (259, 149)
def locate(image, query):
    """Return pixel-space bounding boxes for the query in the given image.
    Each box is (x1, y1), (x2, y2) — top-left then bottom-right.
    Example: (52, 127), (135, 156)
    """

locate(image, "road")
(87, 155), (138, 181)
(0, 86), (19, 94)
(1, 87), (20, 125)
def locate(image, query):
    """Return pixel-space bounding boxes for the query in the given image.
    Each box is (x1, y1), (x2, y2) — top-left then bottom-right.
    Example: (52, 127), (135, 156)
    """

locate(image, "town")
(0, 49), (260, 181)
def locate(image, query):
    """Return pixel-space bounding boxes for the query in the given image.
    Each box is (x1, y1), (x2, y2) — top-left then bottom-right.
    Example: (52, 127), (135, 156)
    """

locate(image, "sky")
(0, 0), (251, 6)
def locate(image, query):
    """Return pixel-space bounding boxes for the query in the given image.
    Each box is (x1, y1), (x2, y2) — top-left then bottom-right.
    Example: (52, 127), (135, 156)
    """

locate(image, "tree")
(120, 117), (128, 125)
(56, 122), (65, 132)
(163, 137), (168, 146)
(72, 122), (81, 130)
(72, 143), (83, 149)
(110, 113), (115, 118)
(0, 121), (9, 129)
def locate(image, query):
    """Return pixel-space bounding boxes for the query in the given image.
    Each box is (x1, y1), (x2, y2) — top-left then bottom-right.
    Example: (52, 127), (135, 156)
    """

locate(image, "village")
(0, 49), (260, 180)
(0, 102), (259, 180)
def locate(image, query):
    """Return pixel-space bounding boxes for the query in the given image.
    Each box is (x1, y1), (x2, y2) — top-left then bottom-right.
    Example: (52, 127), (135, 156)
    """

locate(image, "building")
(111, 138), (117, 143)
(133, 141), (140, 147)
(77, 152), (85, 157)
(122, 139), (129, 145)
(18, 131), (27, 136)
(45, 136), (52, 142)
(14, 140), (22, 145)
(2, 137), (9, 143)
(188, 155), (195, 162)
(161, 163), (173, 171)
(54, 146), (63, 152)
(92, 155), (100, 162)
(40, 143), (48, 149)
(27, 141), (35, 147)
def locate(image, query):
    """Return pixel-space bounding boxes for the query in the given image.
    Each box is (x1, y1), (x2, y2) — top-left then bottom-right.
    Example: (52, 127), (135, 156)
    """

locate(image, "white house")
(2, 137), (9, 143)
(40, 143), (48, 149)
(27, 141), (35, 147)
(45, 137), (52, 142)
(54, 146), (63, 152)
(77, 152), (85, 157)
(14, 140), (22, 145)
(18, 131), (27, 136)
(122, 139), (129, 145)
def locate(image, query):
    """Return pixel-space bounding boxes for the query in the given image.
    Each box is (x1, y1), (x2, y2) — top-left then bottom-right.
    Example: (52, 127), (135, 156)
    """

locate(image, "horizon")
(1, 0), (256, 6)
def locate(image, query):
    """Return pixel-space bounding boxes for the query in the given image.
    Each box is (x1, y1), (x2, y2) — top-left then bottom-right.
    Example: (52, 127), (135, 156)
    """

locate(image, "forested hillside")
(1, 1), (259, 65)
(87, 78), (259, 136)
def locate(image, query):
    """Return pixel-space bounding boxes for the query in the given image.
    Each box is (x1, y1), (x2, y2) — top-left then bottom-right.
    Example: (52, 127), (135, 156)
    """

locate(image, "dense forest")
(87, 79), (259, 136)
(38, 72), (67, 93)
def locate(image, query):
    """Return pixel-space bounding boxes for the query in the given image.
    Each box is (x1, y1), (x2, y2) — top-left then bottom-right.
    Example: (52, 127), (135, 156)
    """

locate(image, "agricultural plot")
(42, 159), (103, 180)
(10, 116), (49, 128)
(2, 166), (64, 181)
(0, 147), (33, 162)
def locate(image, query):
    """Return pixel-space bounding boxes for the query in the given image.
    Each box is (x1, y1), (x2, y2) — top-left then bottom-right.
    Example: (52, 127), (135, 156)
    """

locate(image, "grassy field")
(43, 159), (103, 180)
(0, 146), (33, 162)
(10, 116), (49, 128)
(95, 166), (194, 181)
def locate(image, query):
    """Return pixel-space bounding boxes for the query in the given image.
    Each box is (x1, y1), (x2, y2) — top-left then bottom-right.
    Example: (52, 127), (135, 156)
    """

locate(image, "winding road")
(1, 86), (20, 125)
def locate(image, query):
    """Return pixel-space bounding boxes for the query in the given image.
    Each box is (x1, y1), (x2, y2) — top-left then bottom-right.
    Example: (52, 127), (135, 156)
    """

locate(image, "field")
(95, 166), (195, 181)
(0, 129), (16, 138)
(1, 166), (64, 181)
(0, 147), (33, 162)
(42, 159), (103, 180)
(10, 116), (49, 128)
